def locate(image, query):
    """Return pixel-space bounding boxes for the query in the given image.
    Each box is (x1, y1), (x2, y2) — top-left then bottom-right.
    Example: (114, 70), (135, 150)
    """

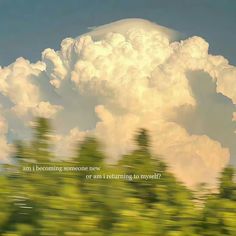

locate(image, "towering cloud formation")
(0, 19), (235, 187)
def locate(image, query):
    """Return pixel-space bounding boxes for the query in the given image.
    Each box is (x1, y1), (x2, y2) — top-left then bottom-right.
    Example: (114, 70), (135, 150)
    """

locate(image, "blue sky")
(0, 0), (236, 66)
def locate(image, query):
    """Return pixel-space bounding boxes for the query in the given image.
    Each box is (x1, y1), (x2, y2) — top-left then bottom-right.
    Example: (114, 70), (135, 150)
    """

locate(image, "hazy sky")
(0, 0), (236, 66)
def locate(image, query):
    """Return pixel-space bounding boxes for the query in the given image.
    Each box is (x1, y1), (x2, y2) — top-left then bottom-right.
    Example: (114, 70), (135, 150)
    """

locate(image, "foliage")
(0, 118), (235, 235)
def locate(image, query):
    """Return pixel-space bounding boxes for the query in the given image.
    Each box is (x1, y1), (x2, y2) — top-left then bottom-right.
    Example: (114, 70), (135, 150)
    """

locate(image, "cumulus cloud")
(52, 128), (88, 158)
(32, 101), (62, 119)
(0, 18), (235, 187)
(0, 58), (43, 116)
(82, 18), (179, 41)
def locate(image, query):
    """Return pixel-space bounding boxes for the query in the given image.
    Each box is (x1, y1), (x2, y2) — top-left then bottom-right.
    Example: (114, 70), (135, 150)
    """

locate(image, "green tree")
(1, 121), (236, 236)
(201, 166), (236, 236)
(219, 166), (236, 201)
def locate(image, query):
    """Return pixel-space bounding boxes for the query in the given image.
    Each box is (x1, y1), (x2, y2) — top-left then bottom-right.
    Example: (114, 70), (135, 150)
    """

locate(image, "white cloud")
(32, 101), (62, 119)
(0, 58), (43, 116)
(0, 18), (235, 187)
(83, 18), (179, 41)
(52, 128), (88, 159)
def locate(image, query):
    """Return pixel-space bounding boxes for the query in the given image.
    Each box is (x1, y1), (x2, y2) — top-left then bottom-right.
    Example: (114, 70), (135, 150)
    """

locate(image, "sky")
(0, 0), (236, 188)
(0, 0), (236, 66)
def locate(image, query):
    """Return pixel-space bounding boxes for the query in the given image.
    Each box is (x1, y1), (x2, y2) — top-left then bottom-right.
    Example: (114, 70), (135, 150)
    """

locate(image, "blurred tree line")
(0, 118), (235, 236)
